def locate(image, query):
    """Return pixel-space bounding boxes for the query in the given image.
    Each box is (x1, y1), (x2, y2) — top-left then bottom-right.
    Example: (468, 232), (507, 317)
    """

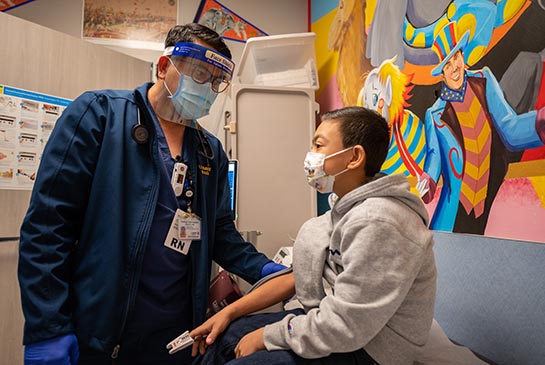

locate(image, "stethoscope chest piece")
(132, 108), (149, 144)
(132, 123), (149, 144)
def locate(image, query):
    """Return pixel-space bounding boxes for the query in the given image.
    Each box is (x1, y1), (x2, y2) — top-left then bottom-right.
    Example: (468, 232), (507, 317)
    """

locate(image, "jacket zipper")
(112, 121), (159, 358)
(111, 344), (120, 359)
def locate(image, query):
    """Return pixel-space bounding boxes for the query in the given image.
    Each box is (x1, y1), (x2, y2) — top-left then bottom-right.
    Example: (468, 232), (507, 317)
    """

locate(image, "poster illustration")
(83, 0), (177, 50)
(312, 0), (545, 243)
(194, 0), (267, 42)
(0, 84), (70, 190)
(0, 0), (35, 12)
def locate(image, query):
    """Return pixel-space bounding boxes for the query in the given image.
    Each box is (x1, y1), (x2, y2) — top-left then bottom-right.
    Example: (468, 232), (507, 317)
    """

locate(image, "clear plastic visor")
(164, 42), (234, 93)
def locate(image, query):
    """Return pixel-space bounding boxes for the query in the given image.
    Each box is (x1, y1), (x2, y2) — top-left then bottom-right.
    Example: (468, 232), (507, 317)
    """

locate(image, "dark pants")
(78, 326), (194, 365)
(197, 309), (378, 365)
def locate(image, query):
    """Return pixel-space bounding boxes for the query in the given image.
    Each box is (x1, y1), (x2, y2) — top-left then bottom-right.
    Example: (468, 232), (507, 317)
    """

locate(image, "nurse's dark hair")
(321, 106), (390, 177)
(165, 23), (232, 59)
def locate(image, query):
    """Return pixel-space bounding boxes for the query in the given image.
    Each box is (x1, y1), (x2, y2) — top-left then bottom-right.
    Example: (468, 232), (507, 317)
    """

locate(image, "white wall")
(7, 0), (309, 140)
(7, 0), (308, 62)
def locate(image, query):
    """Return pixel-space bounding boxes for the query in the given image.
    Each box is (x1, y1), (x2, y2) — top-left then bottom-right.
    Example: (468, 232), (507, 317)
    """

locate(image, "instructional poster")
(0, 84), (71, 190)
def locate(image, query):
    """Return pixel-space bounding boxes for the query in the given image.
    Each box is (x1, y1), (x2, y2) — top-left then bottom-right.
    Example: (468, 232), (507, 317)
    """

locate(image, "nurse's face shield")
(163, 42), (235, 93)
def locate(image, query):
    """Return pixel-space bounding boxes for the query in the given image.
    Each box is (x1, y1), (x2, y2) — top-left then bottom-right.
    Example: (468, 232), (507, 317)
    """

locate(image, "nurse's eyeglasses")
(173, 57), (231, 93)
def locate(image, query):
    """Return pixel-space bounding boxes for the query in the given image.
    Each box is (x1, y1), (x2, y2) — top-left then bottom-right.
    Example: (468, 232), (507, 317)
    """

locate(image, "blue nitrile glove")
(24, 333), (79, 365)
(261, 261), (287, 277)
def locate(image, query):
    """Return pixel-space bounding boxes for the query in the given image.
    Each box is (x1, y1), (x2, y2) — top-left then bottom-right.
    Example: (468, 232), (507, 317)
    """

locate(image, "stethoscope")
(131, 108), (215, 162)
(131, 109), (150, 145)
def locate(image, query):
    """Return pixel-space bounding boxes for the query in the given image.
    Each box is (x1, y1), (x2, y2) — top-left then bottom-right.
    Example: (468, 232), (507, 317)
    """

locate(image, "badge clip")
(171, 162), (187, 197)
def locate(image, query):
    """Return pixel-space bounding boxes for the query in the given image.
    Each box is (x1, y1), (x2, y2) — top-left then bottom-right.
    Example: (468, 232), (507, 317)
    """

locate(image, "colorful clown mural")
(311, 0), (545, 243)
(357, 57), (427, 178)
(421, 21), (545, 235)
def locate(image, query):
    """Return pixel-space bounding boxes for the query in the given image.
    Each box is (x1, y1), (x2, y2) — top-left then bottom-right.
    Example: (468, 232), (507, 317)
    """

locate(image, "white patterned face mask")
(303, 147), (353, 193)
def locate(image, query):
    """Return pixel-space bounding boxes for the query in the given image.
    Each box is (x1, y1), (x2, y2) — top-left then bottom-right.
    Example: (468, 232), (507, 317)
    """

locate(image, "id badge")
(164, 211), (192, 255)
(171, 162), (187, 197)
(177, 209), (201, 241)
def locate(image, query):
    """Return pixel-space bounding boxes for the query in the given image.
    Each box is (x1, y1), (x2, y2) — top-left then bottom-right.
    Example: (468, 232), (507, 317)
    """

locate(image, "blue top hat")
(431, 22), (470, 77)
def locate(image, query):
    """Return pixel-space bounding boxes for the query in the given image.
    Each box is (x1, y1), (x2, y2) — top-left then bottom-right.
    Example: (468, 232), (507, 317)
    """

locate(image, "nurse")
(18, 23), (283, 365)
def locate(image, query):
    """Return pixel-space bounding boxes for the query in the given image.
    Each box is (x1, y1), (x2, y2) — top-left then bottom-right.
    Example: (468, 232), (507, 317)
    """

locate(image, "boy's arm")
(189, 272), (295, 351)
(263, 220), (429, 358)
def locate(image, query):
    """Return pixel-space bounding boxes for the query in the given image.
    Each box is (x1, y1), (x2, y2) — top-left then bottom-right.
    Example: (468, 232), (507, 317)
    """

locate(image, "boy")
(190, 106), (437, 364)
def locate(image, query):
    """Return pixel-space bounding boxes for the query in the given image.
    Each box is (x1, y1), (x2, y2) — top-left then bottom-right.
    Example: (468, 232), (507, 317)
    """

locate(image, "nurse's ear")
(156, 55), (171, 80)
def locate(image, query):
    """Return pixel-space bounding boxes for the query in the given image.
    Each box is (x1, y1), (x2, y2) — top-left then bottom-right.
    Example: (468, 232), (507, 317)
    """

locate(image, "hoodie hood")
(331, 173), (430, 226)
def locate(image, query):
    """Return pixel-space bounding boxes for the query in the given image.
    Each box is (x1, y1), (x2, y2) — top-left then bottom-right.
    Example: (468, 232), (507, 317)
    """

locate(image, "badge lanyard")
(165, 154), (201, 255)
(171, 155), (195, 213)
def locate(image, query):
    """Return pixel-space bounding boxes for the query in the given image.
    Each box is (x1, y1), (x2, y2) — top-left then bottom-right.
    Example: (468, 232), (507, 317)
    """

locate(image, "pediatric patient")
(190, 106), (437, 364)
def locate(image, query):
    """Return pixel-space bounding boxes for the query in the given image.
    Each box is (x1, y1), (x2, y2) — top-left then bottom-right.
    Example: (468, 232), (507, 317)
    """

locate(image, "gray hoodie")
(263, 174), (436, 365)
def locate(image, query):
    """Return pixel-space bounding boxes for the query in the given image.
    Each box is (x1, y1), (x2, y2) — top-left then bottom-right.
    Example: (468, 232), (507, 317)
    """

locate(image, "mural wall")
(311, 0), (545, 243)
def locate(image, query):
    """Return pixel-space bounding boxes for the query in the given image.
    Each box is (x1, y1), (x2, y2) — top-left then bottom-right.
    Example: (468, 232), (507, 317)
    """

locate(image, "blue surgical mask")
(166, 60), (218, 121)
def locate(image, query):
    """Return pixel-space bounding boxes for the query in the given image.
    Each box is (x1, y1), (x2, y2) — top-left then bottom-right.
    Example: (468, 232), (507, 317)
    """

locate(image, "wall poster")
(311, 0), (545, 243)
(82, 0), (178, 50)
(194, 0), (267, 42)
(0, 0), (35, 12)
(0, 84), (71, 190)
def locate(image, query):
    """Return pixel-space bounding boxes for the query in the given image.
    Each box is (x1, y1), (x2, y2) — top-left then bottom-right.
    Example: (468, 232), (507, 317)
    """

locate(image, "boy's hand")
(190, 309), (233, 356)
(234, 327), (265, 359)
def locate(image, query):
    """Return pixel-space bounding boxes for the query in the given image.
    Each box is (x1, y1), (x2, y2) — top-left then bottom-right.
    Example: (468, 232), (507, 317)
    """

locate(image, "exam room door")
(231, 85), (318, 260)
